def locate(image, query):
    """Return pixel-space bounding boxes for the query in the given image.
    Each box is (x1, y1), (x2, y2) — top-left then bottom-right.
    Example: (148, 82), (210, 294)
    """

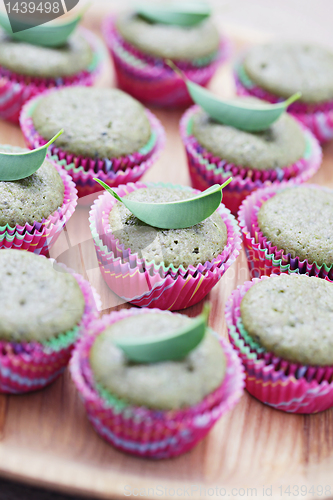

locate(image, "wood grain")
(0, 5), (333, 500)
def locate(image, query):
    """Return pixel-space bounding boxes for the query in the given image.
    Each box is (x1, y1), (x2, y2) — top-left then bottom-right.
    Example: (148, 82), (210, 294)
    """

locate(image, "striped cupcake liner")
(225, 275), (333, 413)
(237, 183), (333, 280)
(180, 105), (323, 215)
(89, 181), (242, 311)
(102, 16), (231, 108)
(20, 95), (166, 199)
(0, 265), (100, 394)
(234, 64), (333, 143)
(0, 160), (77, 255)
(70, 307), (245, 459)
(0, 28), (105, 125)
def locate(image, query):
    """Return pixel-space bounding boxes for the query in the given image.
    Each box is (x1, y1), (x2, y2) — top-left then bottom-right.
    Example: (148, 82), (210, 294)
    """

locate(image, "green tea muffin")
(0, 249), (85, 342)
(0, 30), (93, 78)
(240, 274), (333, 366)
(31, 87), (152, 159)
(191, 103), (306, 170)
(108, 186), (228, 268)
(243, 42), (333, 104)
(115, 12), (219, 61)
(258, 186), (333, 265)
(90, 311), (226, 410)
(0, 146), (64, 227)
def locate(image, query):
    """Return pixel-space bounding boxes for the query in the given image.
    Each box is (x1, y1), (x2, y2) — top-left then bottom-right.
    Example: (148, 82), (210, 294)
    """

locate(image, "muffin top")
(90, 311), (226, 410)
(32, 87), (152, 159)
(243, 42), (333, 103)
(0, 146), (64, 228)
(241, 274), (333, 366)
(116, 12), (219, 61)
(192, 105), (306, 170)
(108, 187), (228, 269)
(258, 186), (333, 266)
(0, 250), (85, 343)
(0, 30), (93, 78)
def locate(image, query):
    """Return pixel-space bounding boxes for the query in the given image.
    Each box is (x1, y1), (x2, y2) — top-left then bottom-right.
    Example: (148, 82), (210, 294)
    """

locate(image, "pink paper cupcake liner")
(238, 182), (333, 280)
(0, 160), (77, 255)
(70, 307), (245, 458)
(20, 93), (166, 199)
(0, 28), (105, 125)
(89, 181), (242, 311)
(0, 264), (100, 394)
(180, 105), (323, 215)
(102, 16), (231, 108)
(234, 64), (333, 143)
(225, 275), (333, 413)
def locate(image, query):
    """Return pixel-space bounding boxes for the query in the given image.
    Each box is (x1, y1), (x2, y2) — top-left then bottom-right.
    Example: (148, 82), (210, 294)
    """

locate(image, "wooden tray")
(1, 6), (333, 500)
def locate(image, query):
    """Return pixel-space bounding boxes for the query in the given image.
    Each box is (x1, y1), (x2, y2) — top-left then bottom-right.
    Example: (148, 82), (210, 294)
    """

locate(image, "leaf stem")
(220, 177), (233, 190)
(284, 91), (302, 108)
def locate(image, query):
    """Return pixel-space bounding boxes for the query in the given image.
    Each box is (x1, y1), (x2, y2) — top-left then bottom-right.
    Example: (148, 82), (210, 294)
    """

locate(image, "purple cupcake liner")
(180, 105), (323, 215)
(0, 264), (100, 394)
(235, 67), (333, 143)
(226, 275), (333, 413)
(102, 16), (231, 108)
(0, 160), (77, 255)
(89, 181), (242, 310)
(20, 92), (166, 198)
(70, 307), (245, 458)
(0, 28), (105, 124)
(238, 182), (333, 280)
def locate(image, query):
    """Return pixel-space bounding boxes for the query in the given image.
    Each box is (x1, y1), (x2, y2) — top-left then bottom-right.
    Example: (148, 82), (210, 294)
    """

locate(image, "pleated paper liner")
(0, 28), (105, 125)
(225, 275), (333, 413)
(20, 94), (166, 199)
(89, 181), (242, 310)
(0, 159), (77, 255)
(102, 16), (231, 108)
(234, 63), (333, 143)
(180, 105), (323, 214)
(238, 182), (333, 281)
(70, 307), (245, 459)
(0, 265), (100, 394)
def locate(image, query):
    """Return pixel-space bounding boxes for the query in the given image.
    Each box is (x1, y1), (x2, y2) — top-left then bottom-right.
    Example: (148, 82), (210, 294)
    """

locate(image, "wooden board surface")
(1, 6), (333, 500)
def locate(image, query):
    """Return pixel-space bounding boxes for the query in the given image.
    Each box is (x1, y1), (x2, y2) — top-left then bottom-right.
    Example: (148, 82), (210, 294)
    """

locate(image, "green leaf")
(94, 178), (232, 229)
(115, 303), (211, 363)
(136, 1), (211, 26)
(0, 5), (89, 47)
(0, 130), (63, 181)
(167, 60), (302, 132)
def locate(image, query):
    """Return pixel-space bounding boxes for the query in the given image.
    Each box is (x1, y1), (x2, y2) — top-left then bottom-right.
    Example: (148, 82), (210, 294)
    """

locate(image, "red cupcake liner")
(0, 160), (77, 255)
(70, 307), (245, 458)
(89, 181), (242, 310)
(20, 92), (166, 198)
(102, 16), (231, 108)
(180, 105), (322, 215)
(234, 67), (333, 143)
(0, 265), (100, 394)
(225, 275), (333, 413)
(238, 183), (333, 280)
(0, 28), (105, 124)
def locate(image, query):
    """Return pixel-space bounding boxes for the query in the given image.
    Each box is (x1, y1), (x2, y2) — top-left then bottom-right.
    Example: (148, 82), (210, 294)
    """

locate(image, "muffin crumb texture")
(0, 146), (64, 228)
(192, 105), (306, 170)
(258, 187), (333, 266)
(32, 87), (152, 159)
(116, 13), (219, 61)
(241, 274), (333, 366)
(0, 250), (85, 342)
(108, 187), (228, 268)
(0, 31), (93, 78)
(244, 42), (333, 103)
(90, 312), (226, 410)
